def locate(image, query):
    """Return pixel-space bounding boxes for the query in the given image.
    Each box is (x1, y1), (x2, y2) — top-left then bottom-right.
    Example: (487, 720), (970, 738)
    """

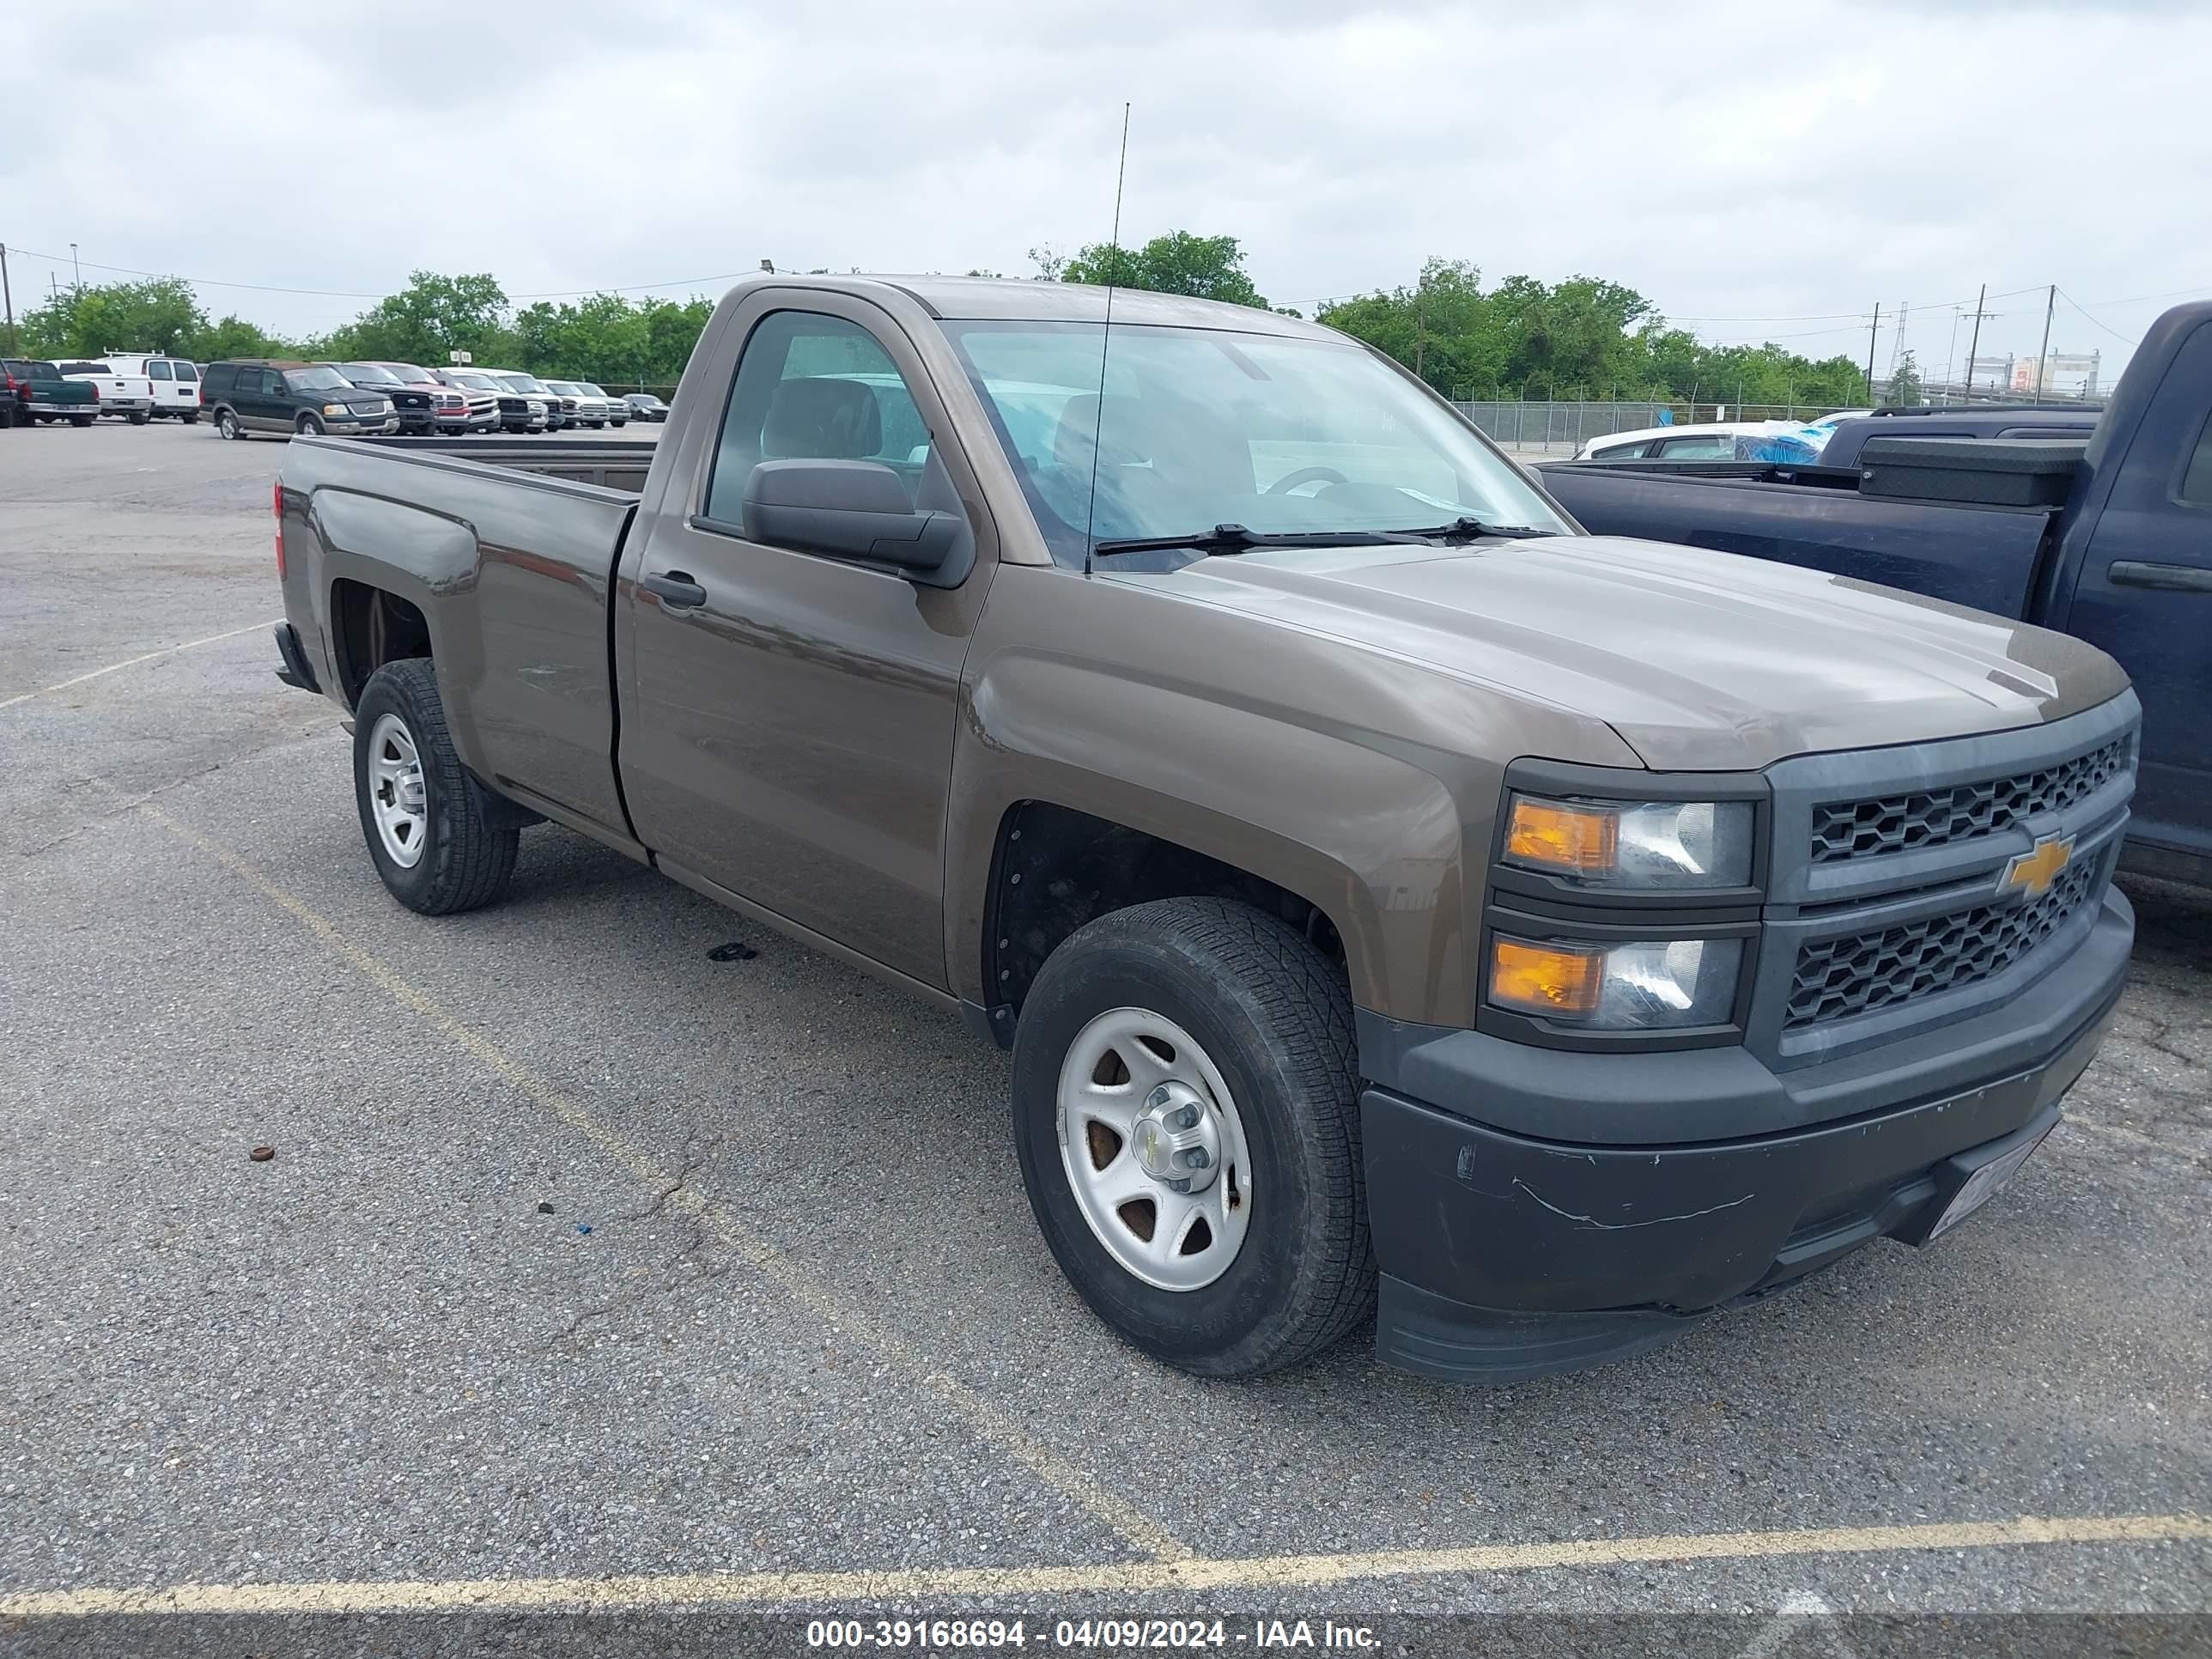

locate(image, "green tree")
(319, 270), (511, 367)
(1060, 231), (1267, 308)
(19, 276), (209, 357)
(1318, 259), (1491, 392)
(192, 314), (298, 360)
(1886, 349), (1924, 407)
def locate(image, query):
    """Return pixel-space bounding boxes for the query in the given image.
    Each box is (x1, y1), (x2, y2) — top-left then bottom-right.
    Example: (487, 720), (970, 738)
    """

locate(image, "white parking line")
(0, 617), (278, 711)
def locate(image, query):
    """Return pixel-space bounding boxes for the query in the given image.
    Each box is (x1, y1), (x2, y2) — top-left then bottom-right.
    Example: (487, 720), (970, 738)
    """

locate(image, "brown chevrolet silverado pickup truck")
(270, 276), (2138, 1382)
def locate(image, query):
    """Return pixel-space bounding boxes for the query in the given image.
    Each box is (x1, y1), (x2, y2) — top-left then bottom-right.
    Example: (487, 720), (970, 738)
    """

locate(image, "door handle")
(641, 570), (708, 609)
(2110, 560), (2212, 593)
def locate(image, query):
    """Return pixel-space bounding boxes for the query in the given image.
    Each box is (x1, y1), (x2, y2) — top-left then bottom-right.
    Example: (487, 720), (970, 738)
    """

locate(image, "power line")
(2057, 289), (2140, 346)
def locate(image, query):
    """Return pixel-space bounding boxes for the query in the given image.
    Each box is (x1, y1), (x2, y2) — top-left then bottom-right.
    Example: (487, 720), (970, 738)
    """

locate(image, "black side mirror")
(742, 459), (972, 585)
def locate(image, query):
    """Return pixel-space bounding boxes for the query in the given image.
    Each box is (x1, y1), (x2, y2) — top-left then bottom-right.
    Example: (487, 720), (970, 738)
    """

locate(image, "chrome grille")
(1785, 857), (2101, 1030)
(1809, 734), (2133, 865)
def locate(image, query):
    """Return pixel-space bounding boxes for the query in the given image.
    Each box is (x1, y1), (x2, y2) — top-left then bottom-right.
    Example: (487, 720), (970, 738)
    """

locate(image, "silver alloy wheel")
(366, 712), (428, 868)
(1056, 1006), (1253, 1291)
(217, 410), (239, 440)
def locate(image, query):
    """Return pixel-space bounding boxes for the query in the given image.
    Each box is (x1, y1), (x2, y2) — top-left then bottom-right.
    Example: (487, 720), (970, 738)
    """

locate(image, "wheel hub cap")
(1054, 1007), (1252, 1291)
(366, 713), (428, 869)
(1129, 1082), (1222, 1194)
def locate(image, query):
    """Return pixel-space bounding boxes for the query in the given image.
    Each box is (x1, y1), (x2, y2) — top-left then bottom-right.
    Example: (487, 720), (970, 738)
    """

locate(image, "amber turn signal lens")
(1506, 798), (1619, 876)
(1489, 939), (1606, 1018)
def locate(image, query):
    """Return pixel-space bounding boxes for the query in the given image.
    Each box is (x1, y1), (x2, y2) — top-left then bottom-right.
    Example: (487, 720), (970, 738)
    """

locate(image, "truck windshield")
(943, 319), (1572, 567)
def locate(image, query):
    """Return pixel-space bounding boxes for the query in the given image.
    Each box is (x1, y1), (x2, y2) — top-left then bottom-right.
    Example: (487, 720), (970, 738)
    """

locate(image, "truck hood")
(1115, 534), (2130, 769)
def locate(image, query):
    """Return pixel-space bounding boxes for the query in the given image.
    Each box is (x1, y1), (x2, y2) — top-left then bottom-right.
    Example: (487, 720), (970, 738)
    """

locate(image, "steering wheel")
(1265, 465), (1351, 495)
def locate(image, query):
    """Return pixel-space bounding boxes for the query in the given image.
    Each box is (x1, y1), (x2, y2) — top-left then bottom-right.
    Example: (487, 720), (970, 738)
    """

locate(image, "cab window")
(707, 311), (931, 523)
(2179, 411), (2212, 507)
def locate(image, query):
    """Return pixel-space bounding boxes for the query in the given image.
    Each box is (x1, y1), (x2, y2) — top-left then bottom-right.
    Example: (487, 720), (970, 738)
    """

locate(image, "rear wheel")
(1012, 897), (1375, 1376)
(181, 410), (200, 424)
(69, 414), (94, 428)
(352, 659), (519, 915)
(128, 410), (150, 425)
(215, 409), (240, 440)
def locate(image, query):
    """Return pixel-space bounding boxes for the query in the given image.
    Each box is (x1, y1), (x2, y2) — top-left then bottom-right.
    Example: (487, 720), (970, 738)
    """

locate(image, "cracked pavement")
(2, 423), (2207, 1638)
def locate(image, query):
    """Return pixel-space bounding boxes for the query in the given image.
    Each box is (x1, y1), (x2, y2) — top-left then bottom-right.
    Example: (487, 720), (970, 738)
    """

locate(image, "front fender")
(949, 649), (1476, 1027)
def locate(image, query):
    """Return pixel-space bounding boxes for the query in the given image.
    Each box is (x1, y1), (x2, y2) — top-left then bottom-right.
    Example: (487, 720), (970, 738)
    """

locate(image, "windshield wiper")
(1091, 523), (1416, 559)
(1396, 516), (1562, 543)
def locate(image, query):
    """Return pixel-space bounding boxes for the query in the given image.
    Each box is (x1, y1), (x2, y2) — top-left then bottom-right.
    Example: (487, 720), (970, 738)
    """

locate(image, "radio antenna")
(1081, 101), (1132, 577)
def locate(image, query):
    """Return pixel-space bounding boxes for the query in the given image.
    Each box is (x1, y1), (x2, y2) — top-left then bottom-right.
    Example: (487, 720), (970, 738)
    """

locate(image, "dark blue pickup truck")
(1540, 301), (2212, 885)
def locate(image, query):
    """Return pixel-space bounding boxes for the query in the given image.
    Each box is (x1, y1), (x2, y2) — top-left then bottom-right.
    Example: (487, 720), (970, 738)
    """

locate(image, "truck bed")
(1537, 438), (2085, 617)
(355, 435), (656, 495)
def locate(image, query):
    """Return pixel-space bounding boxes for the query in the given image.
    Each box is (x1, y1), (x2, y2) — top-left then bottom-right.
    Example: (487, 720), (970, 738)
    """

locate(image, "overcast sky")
(5, 1), (2203, 386)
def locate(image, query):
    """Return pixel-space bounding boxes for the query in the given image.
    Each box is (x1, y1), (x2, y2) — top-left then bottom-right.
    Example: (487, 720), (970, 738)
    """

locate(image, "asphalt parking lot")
(2, 417), (2208, 1656)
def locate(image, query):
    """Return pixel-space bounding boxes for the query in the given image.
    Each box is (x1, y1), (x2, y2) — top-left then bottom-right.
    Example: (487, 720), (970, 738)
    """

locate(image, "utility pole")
(1887, 300), (1909, 377)
(1962, 284), (1990, 404)
(70, 242), (82, 293)
(1864, 302), (1881, 402)
(0, 244), (15, 355)
(1942, 306), (1963, 404)
(2034, 283), (2056, 401)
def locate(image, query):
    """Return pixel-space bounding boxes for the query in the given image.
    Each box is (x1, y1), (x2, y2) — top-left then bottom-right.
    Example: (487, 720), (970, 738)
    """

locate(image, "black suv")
(202, 361), (400, 441)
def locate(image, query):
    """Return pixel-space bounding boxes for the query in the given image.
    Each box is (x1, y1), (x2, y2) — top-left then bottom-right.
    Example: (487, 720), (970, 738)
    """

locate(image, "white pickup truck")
(56, 360), (156, 424)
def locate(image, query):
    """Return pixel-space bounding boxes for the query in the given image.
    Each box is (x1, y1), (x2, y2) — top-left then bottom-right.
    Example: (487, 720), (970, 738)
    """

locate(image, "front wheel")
(352, 659), (519, 915)
(295, 414), (325, 437)
(1012, 897), (1374, 1376)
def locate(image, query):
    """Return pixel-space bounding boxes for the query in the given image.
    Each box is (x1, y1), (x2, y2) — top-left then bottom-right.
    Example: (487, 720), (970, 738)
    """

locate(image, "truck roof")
(767, 274), (1337, 339)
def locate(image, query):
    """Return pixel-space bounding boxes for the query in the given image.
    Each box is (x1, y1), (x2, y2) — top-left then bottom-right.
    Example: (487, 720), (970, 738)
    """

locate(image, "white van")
(99, 353), (204, 422)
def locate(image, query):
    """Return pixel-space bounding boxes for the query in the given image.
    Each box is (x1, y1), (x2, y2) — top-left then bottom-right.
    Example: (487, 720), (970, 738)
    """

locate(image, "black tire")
(215, 408), (241, 440)
(1012, 897), (1374, 1377)
(351, 659), (519, 915)
(128, 410), (150, 425)
(295, 413), (325, 438)
(70, 415), (94, 428)
(182, 410), (200, 424)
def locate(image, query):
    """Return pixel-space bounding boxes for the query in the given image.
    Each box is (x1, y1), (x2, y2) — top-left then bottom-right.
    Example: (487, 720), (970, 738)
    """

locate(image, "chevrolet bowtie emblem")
(1999, 834), (2075, 900)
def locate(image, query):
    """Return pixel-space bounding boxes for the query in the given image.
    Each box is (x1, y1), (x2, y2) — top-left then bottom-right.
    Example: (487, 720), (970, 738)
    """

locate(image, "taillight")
(273, 480), (286, 579)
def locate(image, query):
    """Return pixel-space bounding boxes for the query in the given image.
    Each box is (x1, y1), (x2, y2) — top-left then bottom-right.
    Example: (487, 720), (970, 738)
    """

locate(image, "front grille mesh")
(1785, 857), (2101, 1030)
(1809, 734), (2132, 864)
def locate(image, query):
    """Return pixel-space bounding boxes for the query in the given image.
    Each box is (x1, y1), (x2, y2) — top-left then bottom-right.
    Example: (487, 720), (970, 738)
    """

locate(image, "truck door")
(616, 295), (998, 989)
(2059, 318), (2212, 864)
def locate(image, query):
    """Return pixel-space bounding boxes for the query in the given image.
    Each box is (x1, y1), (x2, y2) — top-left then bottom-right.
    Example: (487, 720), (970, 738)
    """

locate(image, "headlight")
(321, 404), (347, 416)
(1504, 794), (1753, 888)
(1489, 935), (1743, 1030)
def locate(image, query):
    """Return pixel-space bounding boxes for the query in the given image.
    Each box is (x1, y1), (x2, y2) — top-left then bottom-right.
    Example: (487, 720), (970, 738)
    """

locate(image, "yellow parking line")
(136, 804), (1192, 1565)
(0, 618), (280, 711)
(3, 1511), (2203, 1620)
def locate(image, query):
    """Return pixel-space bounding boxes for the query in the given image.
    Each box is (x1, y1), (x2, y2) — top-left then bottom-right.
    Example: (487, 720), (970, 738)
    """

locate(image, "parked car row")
(200, 359), (650, 440)
(2, 350), (657, 441)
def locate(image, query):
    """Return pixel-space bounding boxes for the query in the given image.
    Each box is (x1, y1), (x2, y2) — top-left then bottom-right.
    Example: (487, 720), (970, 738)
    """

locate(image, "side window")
(148, 361), (173, 380)
(173, 362), (198, 383)
(706, 311), (932, 523)
(1653, 434), (1738, 459)
(204, 364), (235, 395)
(1591, 441), (1649, 460)
(259, 370), (285, 397)
(2177, 411), (2212, 507)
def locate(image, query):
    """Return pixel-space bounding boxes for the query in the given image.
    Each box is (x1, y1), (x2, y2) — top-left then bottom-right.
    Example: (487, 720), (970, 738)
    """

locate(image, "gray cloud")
(3, 0), (2200, 381)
